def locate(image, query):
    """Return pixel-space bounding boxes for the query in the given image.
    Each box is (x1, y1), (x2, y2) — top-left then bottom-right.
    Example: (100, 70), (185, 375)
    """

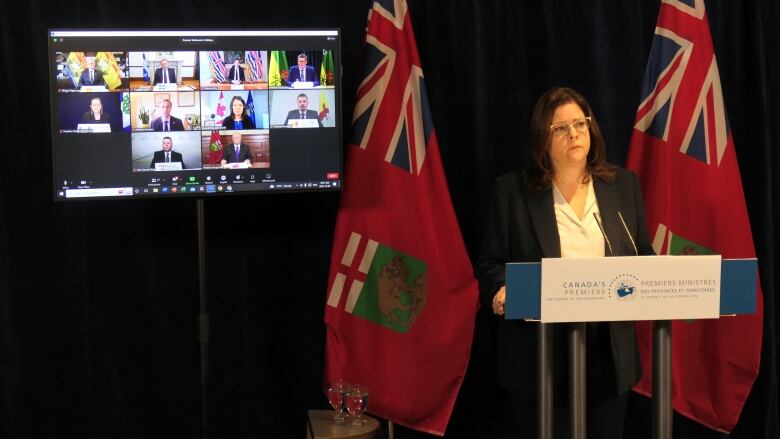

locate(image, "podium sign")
(506, 257), (756, 321)
(288, 119), (319, 128)
(76, 123), (111, 133)
(153, 83), (178, 91)
(79, 85), (107, 92)
(154, 162), (183, 171)
(292, 81), (314, 89)
(539, 255), (721, 322)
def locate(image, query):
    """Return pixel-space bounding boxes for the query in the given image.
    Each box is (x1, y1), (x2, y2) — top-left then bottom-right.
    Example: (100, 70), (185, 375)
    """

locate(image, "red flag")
(207, 130), (222, 165)
(216, 91), (226, 124)
(324, 1), (479, 435)
(626, 0), (762, 432)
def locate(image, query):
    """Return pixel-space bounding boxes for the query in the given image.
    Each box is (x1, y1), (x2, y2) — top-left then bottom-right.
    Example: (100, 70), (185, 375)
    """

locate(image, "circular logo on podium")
(610, 274), (640, 301)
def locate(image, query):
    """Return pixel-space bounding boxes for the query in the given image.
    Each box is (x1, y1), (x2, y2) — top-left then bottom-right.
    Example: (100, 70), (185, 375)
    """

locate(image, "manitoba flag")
(207, 131), (222, 165)
(324, 0), (479, 435)
(626, 0), (763, 432)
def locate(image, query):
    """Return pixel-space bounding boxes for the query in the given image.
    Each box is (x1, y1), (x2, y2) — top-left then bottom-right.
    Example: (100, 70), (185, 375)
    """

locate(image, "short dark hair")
(162, 136), (172, 142)
(297, 53), (308, 61)
(297, 93), (308, 100)
(525, 87), (614, 190)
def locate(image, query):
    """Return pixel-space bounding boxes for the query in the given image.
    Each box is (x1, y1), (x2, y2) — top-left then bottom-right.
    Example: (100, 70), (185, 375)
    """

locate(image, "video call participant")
(284, 93), (323, 127)
(221, 132), (253, 166)
(150, 136), (185, 169)
(78, 59), (105, 87)
(226, 59), (246, 83)
(81, 97), (110, 123)
(285, 53), (319, 87)
(153, 59), (176, 85)
(151, 99), (184, 131)
(221, 96), (255, 129)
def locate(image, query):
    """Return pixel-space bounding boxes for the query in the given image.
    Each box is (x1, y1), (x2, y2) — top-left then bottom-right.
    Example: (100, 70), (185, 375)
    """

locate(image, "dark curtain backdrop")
(0, 1), (778, 438)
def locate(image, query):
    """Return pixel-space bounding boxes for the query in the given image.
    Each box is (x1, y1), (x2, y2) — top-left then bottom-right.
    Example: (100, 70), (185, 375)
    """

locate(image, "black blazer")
(78, 69), (105, 87)
(150, 150), (184, 169)
(222, 143), (252, 163)
(285, 65), (319, 86)
(475, 167), (654, 402)
(81, 112), (110, 123)
(153, 67), (176, 85)
(226, 65), (246, 83)
(284, 109), (323, 127)
(151, 116), (184, 131)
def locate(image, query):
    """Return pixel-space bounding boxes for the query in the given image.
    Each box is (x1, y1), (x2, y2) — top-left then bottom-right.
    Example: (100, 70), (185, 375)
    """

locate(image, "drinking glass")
(325, 379), (349, 423)
(345, 384), (369, 427)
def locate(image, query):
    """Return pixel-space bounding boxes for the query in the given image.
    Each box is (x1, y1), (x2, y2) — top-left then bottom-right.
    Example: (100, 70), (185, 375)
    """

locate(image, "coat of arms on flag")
(328, 232), (427, 333)
(324, 0), (478, 434)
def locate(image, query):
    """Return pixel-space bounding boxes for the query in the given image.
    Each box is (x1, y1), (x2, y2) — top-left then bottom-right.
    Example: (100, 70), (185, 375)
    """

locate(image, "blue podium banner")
(505, 258), (757, 321)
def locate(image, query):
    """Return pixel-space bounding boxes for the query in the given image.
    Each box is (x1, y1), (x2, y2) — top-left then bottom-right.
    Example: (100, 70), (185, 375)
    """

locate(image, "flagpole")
(388, 420), (394, 439)
(196, 198), (210, 439)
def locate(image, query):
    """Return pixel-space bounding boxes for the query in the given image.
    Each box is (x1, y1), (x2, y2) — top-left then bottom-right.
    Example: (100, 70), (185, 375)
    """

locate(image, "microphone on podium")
(593, 211), (613, 256)
(617, 211), (639, 256)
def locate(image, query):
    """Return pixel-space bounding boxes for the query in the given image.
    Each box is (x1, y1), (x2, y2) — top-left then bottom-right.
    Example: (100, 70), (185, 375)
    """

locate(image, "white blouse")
(552, 178), (605, 258)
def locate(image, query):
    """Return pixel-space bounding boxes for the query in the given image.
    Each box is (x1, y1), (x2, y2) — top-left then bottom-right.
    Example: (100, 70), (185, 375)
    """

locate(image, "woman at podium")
(475, 87), (654, 439)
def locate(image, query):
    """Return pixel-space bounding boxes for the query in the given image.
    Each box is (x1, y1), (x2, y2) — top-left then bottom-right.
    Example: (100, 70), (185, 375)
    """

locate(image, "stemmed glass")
(325, 379), (349, 423)
(345, 384), (369, 427)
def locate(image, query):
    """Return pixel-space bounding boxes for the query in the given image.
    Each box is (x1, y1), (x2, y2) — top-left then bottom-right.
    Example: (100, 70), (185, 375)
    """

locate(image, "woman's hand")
(492, 286), (506, 316)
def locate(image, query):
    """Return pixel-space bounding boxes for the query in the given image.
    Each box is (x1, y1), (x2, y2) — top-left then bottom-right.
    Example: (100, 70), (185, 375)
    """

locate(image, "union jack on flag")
(633, 0), (729, 167)
(246, 50), (263, 82)
(209, 51), (227, 82)
(350, 0), (434, 176)
(627, 0), (762, 432)
(325, 0), (478, 435)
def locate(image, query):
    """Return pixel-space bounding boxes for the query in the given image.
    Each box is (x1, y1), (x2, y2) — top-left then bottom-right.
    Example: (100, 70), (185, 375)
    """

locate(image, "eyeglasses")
(549, 117), (591, 138)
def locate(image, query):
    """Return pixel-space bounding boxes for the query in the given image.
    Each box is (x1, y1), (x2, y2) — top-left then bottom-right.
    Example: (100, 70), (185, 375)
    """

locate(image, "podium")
(288, 118), (320, 128)
(292, 81), (315, 89)
(505, 256), (758, 439)
(76, 123), (110, 133)
(154, 162), (183, 171)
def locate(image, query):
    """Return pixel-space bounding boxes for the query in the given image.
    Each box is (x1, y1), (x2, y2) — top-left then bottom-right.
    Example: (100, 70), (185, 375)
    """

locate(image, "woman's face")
(90, 98), (102, 114)
(232, 99), (244, 117)
(548, 102), (590, 171)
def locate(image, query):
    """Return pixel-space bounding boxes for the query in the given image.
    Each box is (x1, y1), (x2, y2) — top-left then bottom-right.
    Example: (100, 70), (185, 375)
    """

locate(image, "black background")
(56, 91), (124, 132)
(1, 1), (778, 438)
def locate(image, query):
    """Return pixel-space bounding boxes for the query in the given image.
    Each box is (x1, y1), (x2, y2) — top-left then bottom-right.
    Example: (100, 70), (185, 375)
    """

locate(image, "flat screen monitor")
(48, 29), (342, 199)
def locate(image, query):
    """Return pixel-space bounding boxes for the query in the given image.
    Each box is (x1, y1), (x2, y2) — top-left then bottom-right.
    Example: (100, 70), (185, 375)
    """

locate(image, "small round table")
(306, 409), (379, 439)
